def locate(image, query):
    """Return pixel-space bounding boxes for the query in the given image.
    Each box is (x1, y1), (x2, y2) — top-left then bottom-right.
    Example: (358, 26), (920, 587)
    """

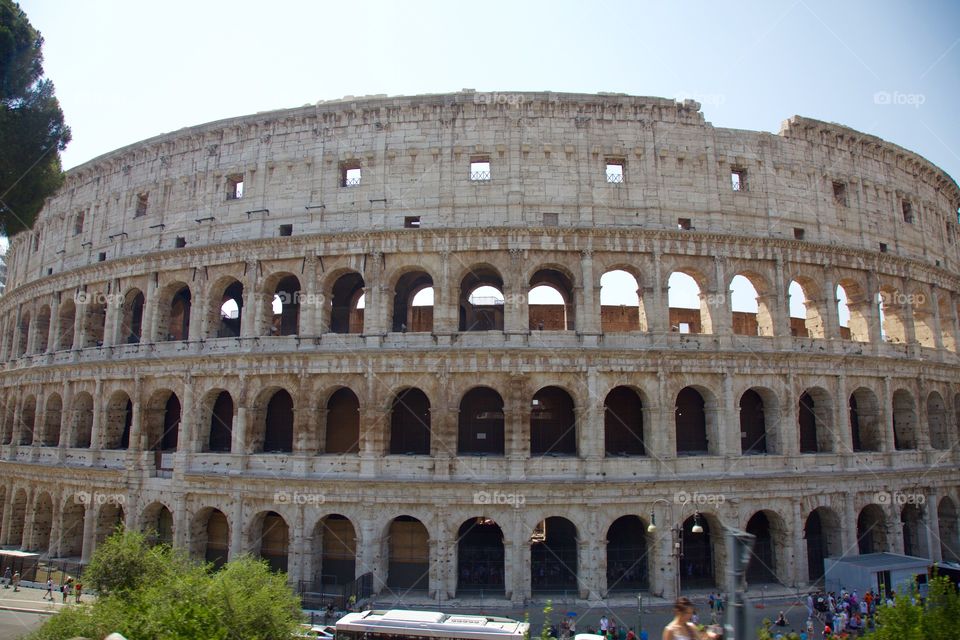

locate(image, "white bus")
(336, 610), (529, 640)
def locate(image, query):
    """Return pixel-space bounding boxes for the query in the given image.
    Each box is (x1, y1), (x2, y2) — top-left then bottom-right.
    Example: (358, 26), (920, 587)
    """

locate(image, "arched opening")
(739, 389), (769, 455)
(531, 516), (578, 594)
(789, 279), (825, 338)
(144, 392), (181, 453)
(836, 282), (869, 342)
(207, 391), (234, 453)
(120, 289), (145, 343)
(191, 508), (229, 570)
(262, 389), (294, 453)
(60, 500), (85, 556)
(325, 388), (360, 454)
(95, 503), (125, 550)
(0, 401), (11, 445)
(745, 512), (777, 584)
(937, 497), (959, 562)
(456, 518), (505, 595)
(668, 271), (709, 334)
(857, 505), (889, 554)
(269, 275), (301, 336)
(849, 388), (882, 452)
(877, 288), (907, 344)
(103, 392), (132, 450)
(387, 516), (429, 591)
(530, 386), (576, 456)
(604, 386), (645, 456)
(143, 503), (174, 547)
(313, 515), (357, 590)
(912, 291), (937, 349)
(392, 271), (434, 332)
(529, 268), (575, 331)
(32, 493), (53, 553)
(600, 270), (646, 332)
(329, 272), (365, 334)
(255, 511), (289, 573)
(804, 507), (842, 582)
(211, 279), (243, 338)
(680, 514), (717, 589)
(9, 490), (27, 548)
(18, 395), (36, 446)
(71, 392), (94, 449)
(730, 274), (773, 337)
(41, 393), (62, 446)
(164, 285), (191, 341)
(798, 388), (833, 454)
(389, 388), (430, 455)
(56, 299), (76, 350)
(901, 504), (929, 558)
(457, 387), (505, 456)
(927, 392), (949, 450)
(17, 311), (30, 356)
(34, 306), (50, 353)
(82, 297), (108, 346)
(459, 266), (504, 332)
(606, 515), (650, 592)
(676, 387), (709, 455)
(892, 390), (917, 450)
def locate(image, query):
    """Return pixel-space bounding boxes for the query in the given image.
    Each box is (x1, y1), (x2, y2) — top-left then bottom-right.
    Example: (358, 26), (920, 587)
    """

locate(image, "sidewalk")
(0, 582), (90, 615)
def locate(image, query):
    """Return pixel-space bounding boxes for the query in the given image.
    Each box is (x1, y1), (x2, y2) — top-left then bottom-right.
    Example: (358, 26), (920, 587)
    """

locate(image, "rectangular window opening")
(404, 216), (421, 229)
(678, 218), (693, 230)
(135, 193), (149, 217)
(278, 224), (293, 237)
(605, 159), (625, 184)
(731, 168), (747, 192)
(832, 181), (848, 206)
(794, 228), (805, 240)
(678, 322), (691, 334)
(340, 161), (362, 187)
(73, 211), (85, 236)
(226, 174), (244, 200)
(98, 252), (107, 262)
(902, 201), (913, 223)
(175, 236), (187, 248)
(879, 242), (888, 253)
(542, 212), (559, 227)
(470, 157), (491, 181)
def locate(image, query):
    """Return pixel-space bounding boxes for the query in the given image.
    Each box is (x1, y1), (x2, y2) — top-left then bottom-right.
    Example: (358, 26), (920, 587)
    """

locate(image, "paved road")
(0, 610), (47, 639)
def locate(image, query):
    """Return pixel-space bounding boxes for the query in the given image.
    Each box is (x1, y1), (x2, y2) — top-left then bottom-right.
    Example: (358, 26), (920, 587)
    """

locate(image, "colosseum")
(0, 90), (958, 606)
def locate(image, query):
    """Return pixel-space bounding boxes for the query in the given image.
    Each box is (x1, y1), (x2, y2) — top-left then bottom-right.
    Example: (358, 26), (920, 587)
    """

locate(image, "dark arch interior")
(208, 391), (233, 453)
(217, 280), (243, 338)
(530, 387), (576, 456)
(680, 515), (714, 589)
(458, 387), (505, 455)
(326, 388), (360, 454)
(273, 275), (301, 336)
(392, 271), (433, 332)
(387, 516), (429, 591)
(740, 390), (767, 454)
(606, 516), (648, 591)
(330, 273), (365, 334)
(745, 512), (776, 584)
(605, 386), (645, 456)
(457, 519), (504, 594)
(390, 388), (431, 455)
(263, 390), (294, 453)
(676, 387), (708, 455)
(531, 517), (578, 593)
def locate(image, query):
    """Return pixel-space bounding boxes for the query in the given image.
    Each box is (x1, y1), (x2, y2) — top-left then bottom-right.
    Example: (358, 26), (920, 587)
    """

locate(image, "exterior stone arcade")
(0, 91), (958, 605)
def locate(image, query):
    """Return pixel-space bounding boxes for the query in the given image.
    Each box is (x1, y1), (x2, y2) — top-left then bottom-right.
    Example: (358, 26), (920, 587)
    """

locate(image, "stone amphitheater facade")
(0, 91), (958, 605)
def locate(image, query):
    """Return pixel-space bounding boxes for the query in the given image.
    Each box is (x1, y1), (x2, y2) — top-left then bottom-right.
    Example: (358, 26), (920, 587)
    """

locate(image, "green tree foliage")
(29, 529), (303, 640)
(0, 0), (71, 236)
(862, 575), (960, 640)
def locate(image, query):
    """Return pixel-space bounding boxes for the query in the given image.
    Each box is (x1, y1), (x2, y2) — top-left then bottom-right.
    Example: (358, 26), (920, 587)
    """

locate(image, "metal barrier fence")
(0, 554), (85, 587)
(297, 571), (373, 611)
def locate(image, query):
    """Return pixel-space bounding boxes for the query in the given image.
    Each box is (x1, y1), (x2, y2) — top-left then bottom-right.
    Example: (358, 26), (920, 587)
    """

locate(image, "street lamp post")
(646, 499), (704, 601)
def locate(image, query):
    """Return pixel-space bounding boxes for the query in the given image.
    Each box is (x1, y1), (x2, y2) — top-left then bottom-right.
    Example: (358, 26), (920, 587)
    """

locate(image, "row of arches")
(2, 488), (958, 595)
(2, 383), (957, 459)
(5, 261), (959, 358)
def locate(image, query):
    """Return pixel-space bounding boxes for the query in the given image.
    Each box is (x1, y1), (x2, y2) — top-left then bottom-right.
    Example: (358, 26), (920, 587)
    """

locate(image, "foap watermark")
(879, 291), (926, 306)
(473, 489), (526, 508)
(74, 290), (124, 307)
(274, 291), (327, 307)
(873, 91), (926, 108)
(473, 92), (528, 108)
(674, 490), (726, 507)
(74, 491), (126, 506)
(274, 491), (325, 506)
(875, 491), (925, 506)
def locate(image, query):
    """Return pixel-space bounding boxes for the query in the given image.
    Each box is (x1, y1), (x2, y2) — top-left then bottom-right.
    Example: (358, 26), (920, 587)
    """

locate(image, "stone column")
(301, 253), (319, 336)
(881, 377), (895, 453)
(362, 251), (386, 339)
(433, 251), (457, 336)
(357, 517), (385, 593)
(143, 276), (160, 344)
(819, 268), (840, 340)
(887, 503), (904, 554)
(47, 295), (60, 354)
(578, 249), (601, 337)
(80, 502), (96, 563)
(289, 508), (306, 586)
(655, 369), (674, 462)
(709, 256), (730, 337)
(841, 494), (858, 555)
(649, 248), (669, 333)
(507, 537), (530, 604)
(0, 492), (12, 545)
(232, 377), (249, 456)
(358, 407), (386, 478)
(90, 379), (104, 451)
(506, 374), (528, 480)
(504, 249), (528, 337)
(923, 492), (941, 562)
(173, 494), (188, 550)
(780, 377), (798, 456)
(102, 290), (118, 348)
(720, 371), (737, 456)
(835, 374), (851, 454)
(228, 498), (244, 560)
(791, 498), (807, 586)
(240, 260), (259, 339)
(929, 286), (945, 352)
(188, 281), (207, 343)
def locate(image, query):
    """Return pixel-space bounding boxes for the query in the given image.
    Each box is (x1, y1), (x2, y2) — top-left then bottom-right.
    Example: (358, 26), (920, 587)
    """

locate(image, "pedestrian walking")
(662, 597), (718, 640)
(74, 580), (83, 603)
(2, 566), (9, 588)
(45, 578), (54, 600)
(11, 571), (20, 592)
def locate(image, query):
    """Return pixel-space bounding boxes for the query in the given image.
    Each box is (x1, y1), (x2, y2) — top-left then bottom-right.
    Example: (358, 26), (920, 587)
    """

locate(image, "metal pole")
(637, 593), (642, 637)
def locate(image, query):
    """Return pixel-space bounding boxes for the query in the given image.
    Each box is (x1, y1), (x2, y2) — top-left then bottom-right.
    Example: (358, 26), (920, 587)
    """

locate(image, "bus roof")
(337, 610), (528, 639)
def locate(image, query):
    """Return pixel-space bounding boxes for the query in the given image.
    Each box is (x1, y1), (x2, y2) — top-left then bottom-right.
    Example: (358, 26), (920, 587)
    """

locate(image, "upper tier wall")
(6, 91), (960, 291)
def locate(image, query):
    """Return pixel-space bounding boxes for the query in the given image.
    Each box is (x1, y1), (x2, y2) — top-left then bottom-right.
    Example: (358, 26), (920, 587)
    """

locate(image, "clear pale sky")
(10, 0), (960, 317)
(18, 0), (960, 182)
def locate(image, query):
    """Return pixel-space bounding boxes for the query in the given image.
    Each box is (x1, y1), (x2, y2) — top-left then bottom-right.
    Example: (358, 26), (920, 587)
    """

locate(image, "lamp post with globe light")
(646, 498), (704, 601)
